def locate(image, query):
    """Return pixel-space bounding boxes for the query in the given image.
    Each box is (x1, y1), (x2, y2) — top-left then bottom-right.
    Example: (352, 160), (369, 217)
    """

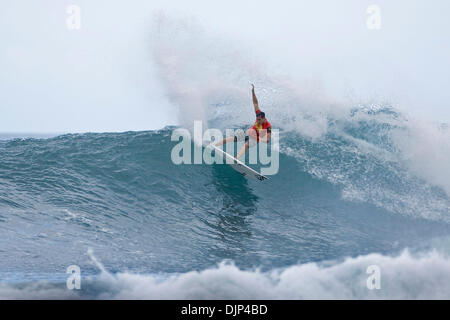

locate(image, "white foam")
(100, 250), (450, 299)
(392, 119), (450, 196)
(280, 105), (450, 221)
(2, 249), (450, 299)
(150, 13), (344, 139)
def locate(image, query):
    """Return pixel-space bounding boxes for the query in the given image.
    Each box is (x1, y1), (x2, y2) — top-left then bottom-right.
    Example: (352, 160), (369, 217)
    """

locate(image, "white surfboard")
(207, 144), (268, 181)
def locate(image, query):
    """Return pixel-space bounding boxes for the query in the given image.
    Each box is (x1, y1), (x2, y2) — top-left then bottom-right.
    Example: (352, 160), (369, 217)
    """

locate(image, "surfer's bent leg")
(236, 141), (250, 159)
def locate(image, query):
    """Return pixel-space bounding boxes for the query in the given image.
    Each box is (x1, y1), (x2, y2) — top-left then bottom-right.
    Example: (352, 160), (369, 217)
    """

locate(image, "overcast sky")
(1, 0), (449, 133)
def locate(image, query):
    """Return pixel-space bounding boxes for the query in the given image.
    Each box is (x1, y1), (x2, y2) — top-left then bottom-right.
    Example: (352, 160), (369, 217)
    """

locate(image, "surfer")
(215, 84), (272, 159)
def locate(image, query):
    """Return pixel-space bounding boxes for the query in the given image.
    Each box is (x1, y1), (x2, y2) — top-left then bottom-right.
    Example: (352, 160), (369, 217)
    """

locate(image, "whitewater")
(0, 15), (449, 299)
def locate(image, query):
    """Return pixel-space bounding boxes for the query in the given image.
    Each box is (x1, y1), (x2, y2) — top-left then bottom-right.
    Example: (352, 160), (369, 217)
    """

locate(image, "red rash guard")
(250, 109), (271, 142)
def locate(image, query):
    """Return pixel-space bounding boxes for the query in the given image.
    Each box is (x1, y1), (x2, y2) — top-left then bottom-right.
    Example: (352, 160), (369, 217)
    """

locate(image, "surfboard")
(207, 144), (268, 181)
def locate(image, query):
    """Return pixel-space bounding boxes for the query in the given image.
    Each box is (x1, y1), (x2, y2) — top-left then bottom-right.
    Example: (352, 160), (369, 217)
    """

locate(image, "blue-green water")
(1, 107), (449, 299)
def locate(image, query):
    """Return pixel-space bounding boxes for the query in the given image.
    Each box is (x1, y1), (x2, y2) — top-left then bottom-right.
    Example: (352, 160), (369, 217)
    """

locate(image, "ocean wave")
(1, 126), (449, 280)
(150, 14), (449, 220)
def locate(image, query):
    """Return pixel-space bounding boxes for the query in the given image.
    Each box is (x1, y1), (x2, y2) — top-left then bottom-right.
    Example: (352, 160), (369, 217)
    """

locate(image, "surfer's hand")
(251, 84), (255, 91)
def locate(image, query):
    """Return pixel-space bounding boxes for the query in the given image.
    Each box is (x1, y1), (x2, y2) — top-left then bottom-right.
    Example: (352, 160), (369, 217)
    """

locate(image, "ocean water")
(0, 105), (449, 299)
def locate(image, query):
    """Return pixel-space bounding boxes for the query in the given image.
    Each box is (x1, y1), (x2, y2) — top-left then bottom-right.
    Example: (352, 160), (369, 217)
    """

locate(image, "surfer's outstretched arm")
(215, 136), (234, 147)
(251, 84), (260, 113)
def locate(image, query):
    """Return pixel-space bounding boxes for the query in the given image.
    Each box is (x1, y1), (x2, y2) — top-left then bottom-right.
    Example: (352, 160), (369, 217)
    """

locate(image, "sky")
(0, 0), (449, 133)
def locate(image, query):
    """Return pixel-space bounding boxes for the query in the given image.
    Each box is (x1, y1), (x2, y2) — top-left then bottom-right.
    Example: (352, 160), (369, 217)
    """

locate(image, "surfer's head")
(256, 111), (266, 124)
